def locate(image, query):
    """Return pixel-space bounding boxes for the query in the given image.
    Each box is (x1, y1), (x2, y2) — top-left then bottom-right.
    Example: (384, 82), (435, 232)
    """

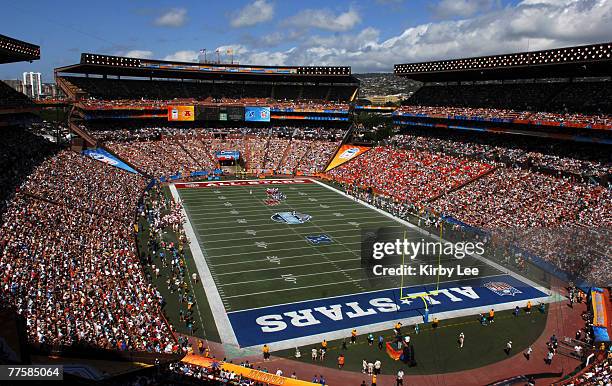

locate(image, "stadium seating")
(326, 146), (494, 204)
(399, 80), (612, 128)
(0, 149), (175, 352)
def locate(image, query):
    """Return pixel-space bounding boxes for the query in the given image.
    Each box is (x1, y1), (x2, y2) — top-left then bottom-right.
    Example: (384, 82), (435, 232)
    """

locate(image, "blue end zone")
(227, 274), (548, 347)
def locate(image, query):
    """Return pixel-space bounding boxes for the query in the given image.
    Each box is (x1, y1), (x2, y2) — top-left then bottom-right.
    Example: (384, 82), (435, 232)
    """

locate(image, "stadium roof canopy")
(56, 53), (358, 84)
(0, 34), (40, 64)
(394, 42), (612, 82)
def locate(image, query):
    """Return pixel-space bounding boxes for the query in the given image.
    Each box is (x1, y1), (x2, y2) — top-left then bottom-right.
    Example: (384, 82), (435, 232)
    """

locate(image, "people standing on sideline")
(489, 309), (495, 323)
(368, 333), (374, 346)
(311, 348), (318, 361)
(351, 329), (358, 344)
(394, 322), (402, 336)
(337, 354), (345, 369)
(526, 300), (532, 314)
(458, 332), (465, 348)
(378, 335), (384, 350)
(505, 340), (512, 355)
(262, 344), (270, 361)
(374, 359), (381, 375)
(396, 369), (405, 386)
(525, 346), (532, 360)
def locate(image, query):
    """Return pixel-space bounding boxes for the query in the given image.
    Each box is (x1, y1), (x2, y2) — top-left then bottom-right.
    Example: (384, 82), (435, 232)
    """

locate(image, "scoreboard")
(191, 106), (245, 121)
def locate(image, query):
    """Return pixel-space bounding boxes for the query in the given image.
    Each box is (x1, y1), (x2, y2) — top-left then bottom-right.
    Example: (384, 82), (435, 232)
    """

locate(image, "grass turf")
(176, 180), (502, 312)
(273, 307), (548, 376)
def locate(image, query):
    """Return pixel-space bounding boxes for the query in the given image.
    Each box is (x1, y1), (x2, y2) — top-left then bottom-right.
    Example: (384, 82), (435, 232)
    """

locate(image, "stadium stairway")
(292, 141), (314, 175)
(178, 140), (207, 170)
(199, 139), (220, 169)
(68, 121), (98, 148)
(427, 165), (499, 203)
(100, 145), (151, 177)
(276, 139), (294, 173)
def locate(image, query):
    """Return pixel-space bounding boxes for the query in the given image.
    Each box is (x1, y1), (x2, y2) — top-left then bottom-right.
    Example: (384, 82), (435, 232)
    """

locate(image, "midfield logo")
(484, 281), (522, 297)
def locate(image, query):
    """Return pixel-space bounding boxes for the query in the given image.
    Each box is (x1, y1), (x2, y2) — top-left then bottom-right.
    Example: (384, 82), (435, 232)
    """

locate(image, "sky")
(1, 0), (611, 82)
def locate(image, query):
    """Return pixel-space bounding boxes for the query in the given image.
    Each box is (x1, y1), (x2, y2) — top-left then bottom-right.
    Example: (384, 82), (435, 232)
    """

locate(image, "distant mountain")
(354, 73), (421, 98)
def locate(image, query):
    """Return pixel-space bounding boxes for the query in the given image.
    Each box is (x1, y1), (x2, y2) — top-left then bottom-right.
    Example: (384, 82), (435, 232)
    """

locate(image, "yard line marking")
(192, 221), (398, 237)
(205, 242), (361, 258)
(229, 273), (509, 311)
(223, 278), (367, 299)
(201, 236), (367, 251)
(210, 252), (359, 267)
(196, 228), (372, 243)
(183, 200), (367, 211)
(189, 216), (396, 229)
(214, 258), (360, 276)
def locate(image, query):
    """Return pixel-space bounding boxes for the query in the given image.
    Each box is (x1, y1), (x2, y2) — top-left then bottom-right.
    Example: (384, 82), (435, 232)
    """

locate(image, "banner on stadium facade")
(245, 106), (270, 122)
(324, 144), (371, 172)
(82, 148), (139, 174)
(167, 105), (195, 121)
(592, 288), (608, 327)
(215, 150), (240, 160)
(181, 355), (317, 386)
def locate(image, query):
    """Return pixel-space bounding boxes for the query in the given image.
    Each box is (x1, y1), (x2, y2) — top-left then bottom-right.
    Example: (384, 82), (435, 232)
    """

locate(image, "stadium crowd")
(327, 146), (494, 204)
(0, 148), (176, 352)
(97, 127), (340, 178)
(389, 134), (610, 178)
(326, 133), (611, 285)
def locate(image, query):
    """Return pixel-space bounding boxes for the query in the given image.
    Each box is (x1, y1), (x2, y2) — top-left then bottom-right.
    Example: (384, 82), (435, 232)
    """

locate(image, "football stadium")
(1, 2), (611, 385)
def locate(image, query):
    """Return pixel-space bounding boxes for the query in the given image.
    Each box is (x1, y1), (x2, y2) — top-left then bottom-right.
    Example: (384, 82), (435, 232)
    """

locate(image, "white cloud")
(283, 7), (361, 32)
(123, 50), (154, 59)
(163, 50), (198, 62)
(230, 0), (274, 28)
(154, 8), (188, 27)
(224, 0), (612, 72)
(430, 0), (499, 18)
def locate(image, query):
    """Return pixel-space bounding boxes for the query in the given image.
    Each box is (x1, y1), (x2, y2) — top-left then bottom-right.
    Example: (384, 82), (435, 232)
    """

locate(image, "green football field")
(175, 179), (502, 313)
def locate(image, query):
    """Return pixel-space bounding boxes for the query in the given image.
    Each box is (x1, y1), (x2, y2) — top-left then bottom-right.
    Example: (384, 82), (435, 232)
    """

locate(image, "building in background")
(22, 71), (42, 99)
(41, 82), (60, 98)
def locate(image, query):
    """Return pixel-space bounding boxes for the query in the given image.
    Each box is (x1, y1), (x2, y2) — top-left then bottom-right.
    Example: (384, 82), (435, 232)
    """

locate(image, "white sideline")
(169, 183), (239, 346)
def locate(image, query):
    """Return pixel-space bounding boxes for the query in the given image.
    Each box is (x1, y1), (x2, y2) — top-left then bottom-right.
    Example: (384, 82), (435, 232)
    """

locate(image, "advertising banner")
(167, 105), (195, 121)
(82, 148), (139, 174)
(324, 144), (371, 172)
(215, 150), (240, 160)
(245, 106), (271, 122)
